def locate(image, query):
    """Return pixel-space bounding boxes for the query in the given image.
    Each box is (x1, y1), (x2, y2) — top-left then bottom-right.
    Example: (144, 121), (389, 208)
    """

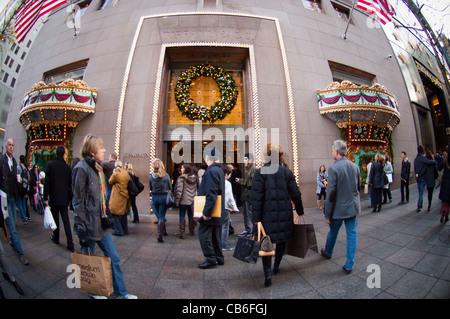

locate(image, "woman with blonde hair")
(149, 159), (172, 242)
(126, 163), (142, 223)
(109, 160), (131, 236)
(72, 133), (136, 299)
(250, 142), (304, 287)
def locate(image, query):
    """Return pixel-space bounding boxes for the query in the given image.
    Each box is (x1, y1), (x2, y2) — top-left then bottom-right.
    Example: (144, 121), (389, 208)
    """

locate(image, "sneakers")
(88, 294), (108, 299)
(19, 255), (29, 266)
(115, 293), (138, 299)
(89, 293), (138, 299)
(222, 245), (234, 251)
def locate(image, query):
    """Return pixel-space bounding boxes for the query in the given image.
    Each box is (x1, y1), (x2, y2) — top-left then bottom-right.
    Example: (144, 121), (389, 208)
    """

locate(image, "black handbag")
(166, 191), (176, 207)
(128, 175), (139, 197)
(233, 235), (260, 264)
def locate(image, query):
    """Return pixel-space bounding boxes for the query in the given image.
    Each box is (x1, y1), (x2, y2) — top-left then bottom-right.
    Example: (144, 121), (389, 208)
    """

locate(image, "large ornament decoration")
(19, 79), (97, 164)
(317, 81), (401, 184)
(174, 64), (238, 123)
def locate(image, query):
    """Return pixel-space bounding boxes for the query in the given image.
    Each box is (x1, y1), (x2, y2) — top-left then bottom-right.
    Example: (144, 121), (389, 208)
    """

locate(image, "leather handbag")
(256, 222), (275, 257)
(166, 191), (176, 207)
(233, 232), (260, 264)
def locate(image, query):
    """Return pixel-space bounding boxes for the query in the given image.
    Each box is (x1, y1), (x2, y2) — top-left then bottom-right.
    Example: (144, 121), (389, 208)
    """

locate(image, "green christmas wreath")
(174, 64), (238, 123)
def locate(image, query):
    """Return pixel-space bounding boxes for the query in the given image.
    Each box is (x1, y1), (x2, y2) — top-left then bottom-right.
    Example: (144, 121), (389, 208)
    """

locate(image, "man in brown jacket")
(236, 153), (257, 236)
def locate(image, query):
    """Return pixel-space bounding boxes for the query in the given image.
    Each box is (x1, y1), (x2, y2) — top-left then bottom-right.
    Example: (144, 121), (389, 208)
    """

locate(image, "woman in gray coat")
(72, 133), (136, 299)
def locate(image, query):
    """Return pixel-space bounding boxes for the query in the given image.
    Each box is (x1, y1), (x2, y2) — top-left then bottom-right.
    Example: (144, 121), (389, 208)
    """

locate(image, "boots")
(157, 220), (165, 243)
(317, 200), (323, 210)
(179, 219), (186, 239)
(262, 257), (272, 287)
(188, 219), (195, 236)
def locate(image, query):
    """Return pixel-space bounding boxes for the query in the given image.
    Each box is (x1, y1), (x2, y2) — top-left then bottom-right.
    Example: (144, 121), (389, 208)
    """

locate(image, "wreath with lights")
(174, 64), (238, 123)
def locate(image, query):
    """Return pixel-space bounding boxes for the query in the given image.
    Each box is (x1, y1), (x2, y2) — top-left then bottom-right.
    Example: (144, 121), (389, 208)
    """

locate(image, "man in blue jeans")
(1, 139), (28, 266)
(414, 145), (437, 213)
(322, 140), (361, 274)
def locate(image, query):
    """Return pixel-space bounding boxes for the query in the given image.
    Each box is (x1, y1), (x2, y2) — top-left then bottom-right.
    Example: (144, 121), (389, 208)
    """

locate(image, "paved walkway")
(1, 185), (449, 300)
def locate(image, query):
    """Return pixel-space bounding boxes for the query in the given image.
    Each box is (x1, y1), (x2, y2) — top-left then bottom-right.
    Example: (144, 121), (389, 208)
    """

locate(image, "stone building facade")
(6, 0), (435, 206)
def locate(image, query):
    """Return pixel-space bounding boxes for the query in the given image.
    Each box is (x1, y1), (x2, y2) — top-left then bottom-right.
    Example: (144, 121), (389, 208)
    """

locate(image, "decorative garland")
(174, 64), (238, 123)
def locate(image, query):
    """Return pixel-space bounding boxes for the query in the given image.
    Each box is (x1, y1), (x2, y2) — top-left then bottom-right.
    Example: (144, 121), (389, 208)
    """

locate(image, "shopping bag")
(71, 252), (114, 297)
(285, 216), (318, 258)
(256, 222), (275, 257)
(364, 183), (369, 194)
(43, 206), (57, 231)
(233, 235), (260, 264)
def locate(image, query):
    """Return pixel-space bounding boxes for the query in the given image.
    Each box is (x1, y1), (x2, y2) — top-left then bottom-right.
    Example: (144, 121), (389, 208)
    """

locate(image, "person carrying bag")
(249, 142), (304, 287)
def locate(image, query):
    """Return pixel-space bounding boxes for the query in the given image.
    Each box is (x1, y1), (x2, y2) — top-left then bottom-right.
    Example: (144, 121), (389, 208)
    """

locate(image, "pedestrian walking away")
(316, 165), (327, 210)
(108, 161), (131, 236)
(368, 153), (385, 213)
(414, 145), (437, 213)
(72, 133), (137, 299)
(221, 165), (239, 250)
(322, 140), (361, 274)
(438, 143), (450, 224)
(250, 142), (304, 287)
(149, 159), (171, 243)
(174, 163), (198, 238)
(424, 150), (438, 212)
(44, 145), (75, 252)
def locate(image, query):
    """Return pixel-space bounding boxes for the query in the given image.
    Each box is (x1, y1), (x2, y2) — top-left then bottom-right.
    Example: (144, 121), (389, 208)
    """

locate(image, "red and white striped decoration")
(15, 0), (67, 43)
(356, 0), (395, 25)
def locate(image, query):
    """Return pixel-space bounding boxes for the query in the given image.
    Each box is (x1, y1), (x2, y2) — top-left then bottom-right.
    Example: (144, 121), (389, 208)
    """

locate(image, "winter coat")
(439, 156), (450, 203)
(44, 156), (72, 206)
(368, 161), (385, 189)
(149, 171), (171, 195)
(401, 159), (411, 181)
(72, 156), (106, 241)
(414, 154), (436, 180)
(174, 174), (198, 206)
(316, 172), (328, 194)
(237, 163), (257, 201)
(324, 157), (361, 220)
(197, 162), (225, 226)
(250, 163), (304, 244)
(108, 168), (130, 215)
(424, 159), (438, 188)
(102, 160), (116, 191)
(0, 154), (18, 200)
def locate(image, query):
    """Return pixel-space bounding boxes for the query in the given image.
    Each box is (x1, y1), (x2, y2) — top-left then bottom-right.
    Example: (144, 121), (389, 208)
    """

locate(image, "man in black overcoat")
(44, 145), (74, 252)
(197, 148), (225, 269)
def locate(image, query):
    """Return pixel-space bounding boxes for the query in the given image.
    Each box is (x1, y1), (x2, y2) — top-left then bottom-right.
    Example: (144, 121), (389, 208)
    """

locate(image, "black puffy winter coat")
(250, 163), (304, 244)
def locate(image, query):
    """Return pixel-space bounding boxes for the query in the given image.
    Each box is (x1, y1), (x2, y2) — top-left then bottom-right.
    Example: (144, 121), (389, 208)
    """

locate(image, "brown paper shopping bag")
(285, 216), (319, 258)
(71, 252), (114, 297)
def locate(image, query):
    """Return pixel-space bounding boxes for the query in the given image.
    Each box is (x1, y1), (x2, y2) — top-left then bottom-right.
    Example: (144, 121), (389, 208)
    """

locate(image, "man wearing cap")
(197, 148), (225, 269)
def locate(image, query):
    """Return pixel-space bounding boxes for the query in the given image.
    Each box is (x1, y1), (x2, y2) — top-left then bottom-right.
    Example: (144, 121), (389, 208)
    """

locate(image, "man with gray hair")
(321, 140), (361, 274)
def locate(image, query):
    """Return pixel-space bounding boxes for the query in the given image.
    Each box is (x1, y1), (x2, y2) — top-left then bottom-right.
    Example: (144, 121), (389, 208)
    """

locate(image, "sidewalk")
(0, 184), (449, 299)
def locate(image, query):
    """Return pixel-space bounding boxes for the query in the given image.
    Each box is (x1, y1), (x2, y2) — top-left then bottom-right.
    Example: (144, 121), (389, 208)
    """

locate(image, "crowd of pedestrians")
(0, 133), (449, 298)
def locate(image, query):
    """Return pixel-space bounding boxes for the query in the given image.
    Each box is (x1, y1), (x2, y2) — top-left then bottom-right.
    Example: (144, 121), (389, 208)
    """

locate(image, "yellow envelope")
(194, 195), (222, 218)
